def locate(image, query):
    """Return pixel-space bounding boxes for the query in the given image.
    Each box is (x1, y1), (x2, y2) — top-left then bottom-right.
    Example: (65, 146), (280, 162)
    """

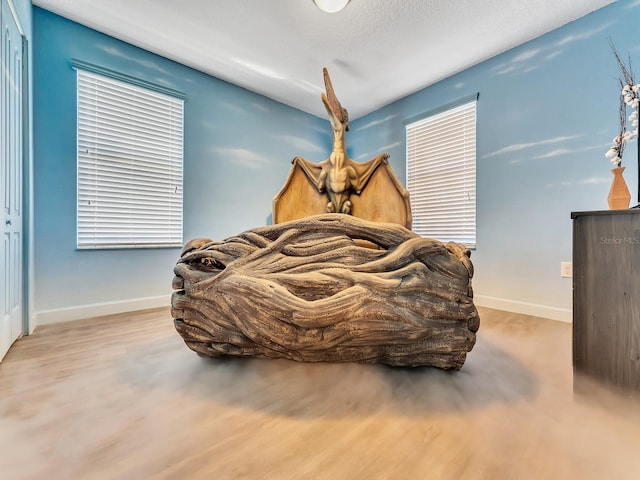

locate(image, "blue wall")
(33, 1), (639, 322)
(32, 7), (329, 319)
(348, 0), (639, 320)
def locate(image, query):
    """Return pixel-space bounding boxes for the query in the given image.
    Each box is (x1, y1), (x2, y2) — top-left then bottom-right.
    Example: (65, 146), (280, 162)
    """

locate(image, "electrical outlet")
(560, 261), (572, 278)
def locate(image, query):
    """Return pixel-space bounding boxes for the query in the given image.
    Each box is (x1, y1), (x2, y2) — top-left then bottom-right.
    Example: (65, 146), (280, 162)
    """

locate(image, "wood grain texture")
(172, 214), (478, 369)
(573, 210), (640, 391)
(2, 307), (640, 480)
(271, 164), (328, 222)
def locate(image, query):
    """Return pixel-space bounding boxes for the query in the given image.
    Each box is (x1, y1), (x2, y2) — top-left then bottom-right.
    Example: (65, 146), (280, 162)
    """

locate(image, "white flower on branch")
(609, 40), (638, 166)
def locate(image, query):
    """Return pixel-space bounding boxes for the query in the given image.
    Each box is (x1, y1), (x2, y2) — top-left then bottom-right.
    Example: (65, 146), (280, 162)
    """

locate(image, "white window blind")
(406, 98), (477, 248)
(76, 68), (184, 249)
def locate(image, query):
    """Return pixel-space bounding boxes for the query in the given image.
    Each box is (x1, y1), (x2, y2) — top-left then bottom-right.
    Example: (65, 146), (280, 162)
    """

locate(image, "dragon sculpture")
(291, 68), (391, 215)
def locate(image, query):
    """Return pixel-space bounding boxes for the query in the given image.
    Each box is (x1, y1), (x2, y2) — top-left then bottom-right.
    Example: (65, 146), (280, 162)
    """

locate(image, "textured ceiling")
(33, 0), (614, 120)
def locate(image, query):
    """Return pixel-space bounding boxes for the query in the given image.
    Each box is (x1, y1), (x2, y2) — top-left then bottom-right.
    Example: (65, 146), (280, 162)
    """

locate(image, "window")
(74, 62), (184, 249)
(406, 95), (477, 248)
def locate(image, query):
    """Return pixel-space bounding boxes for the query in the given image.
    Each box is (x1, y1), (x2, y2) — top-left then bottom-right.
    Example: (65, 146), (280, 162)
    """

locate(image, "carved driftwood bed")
(172, 214), (478, 369)
(171, 69), (479, 369)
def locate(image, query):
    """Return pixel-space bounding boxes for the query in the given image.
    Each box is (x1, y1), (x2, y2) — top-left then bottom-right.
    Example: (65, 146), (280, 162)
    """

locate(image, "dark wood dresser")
(572, 209), (640, 392)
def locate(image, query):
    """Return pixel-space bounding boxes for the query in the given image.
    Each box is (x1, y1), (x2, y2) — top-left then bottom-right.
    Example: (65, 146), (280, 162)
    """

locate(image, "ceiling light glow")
(313, 0), (350, 14)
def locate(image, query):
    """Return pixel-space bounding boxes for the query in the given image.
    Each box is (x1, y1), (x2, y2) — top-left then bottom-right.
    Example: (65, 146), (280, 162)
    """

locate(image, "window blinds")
(76, 69), (184, 248)
(406, 99), (477, 248)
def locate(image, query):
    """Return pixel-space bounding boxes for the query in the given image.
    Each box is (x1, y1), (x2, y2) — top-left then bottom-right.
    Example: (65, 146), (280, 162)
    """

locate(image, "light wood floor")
(1, 306), (639, 480)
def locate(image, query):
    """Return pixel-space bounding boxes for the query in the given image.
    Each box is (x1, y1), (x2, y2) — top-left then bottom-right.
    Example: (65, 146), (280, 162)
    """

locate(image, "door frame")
(21, 31), (31, 336)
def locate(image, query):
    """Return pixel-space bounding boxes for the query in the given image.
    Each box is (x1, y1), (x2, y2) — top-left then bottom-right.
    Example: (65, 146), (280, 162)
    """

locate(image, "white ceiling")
(33, 0), (615, 120)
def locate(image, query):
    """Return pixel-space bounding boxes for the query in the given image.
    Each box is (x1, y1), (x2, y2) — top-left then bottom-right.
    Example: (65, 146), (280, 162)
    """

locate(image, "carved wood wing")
(272, 160), (412, 229)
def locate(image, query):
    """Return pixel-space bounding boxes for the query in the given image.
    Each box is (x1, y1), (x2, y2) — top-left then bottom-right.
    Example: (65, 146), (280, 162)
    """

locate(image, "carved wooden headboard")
(273, 156), (412, 229)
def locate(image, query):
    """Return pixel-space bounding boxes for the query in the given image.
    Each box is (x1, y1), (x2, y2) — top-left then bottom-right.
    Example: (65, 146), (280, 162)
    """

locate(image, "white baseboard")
(34, 295), (171, 326)
(474, 294), (572, 323)
(32, 293), (571, 327)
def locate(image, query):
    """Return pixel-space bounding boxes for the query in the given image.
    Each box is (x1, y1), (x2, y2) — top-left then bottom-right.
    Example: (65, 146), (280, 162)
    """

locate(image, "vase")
(607, 166), (631, 210)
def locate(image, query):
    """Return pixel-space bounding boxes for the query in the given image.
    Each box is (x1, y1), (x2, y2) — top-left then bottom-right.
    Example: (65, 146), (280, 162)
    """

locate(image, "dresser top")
(571, 208), (640, 219)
